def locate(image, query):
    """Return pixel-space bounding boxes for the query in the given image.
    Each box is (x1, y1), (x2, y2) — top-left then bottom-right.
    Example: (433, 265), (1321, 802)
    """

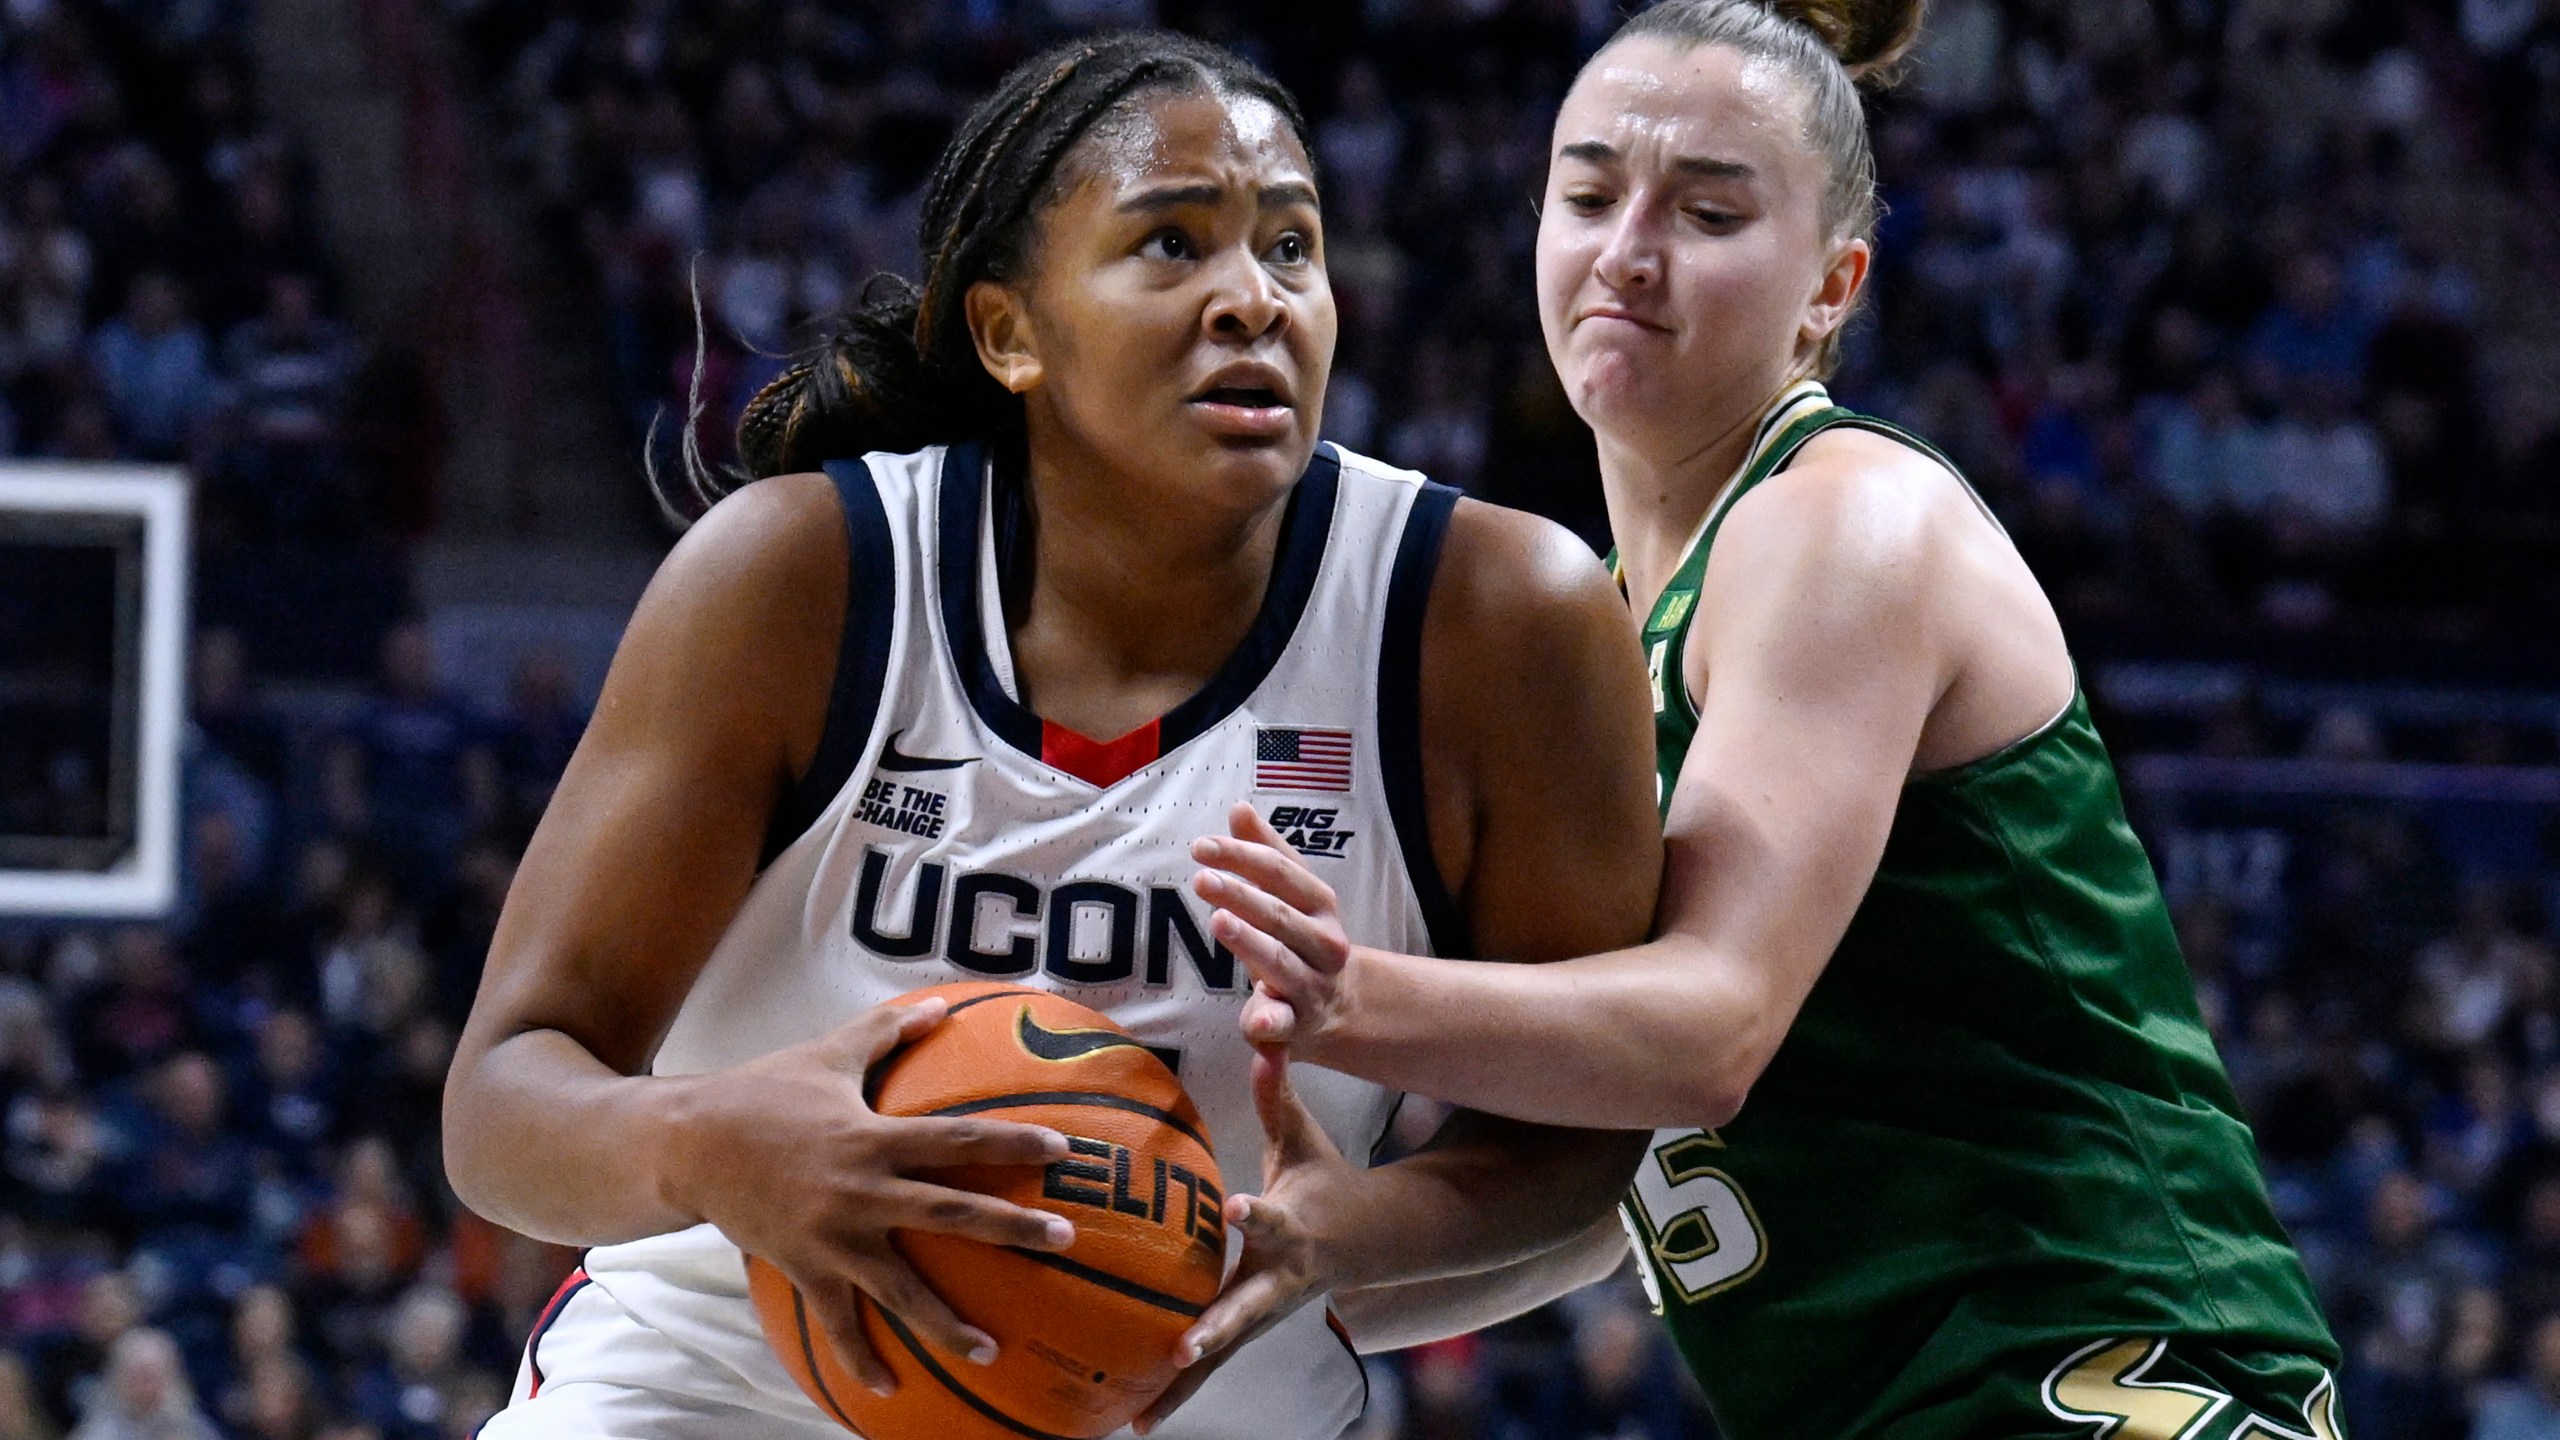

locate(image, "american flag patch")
(1255, 726), (1354, 792)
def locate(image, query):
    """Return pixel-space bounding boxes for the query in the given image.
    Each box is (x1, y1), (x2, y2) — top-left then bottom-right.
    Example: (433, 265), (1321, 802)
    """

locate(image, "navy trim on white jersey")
(760, 459), (899, 866)
(596, 442), (1429, 1440)
(933, 439), (1347, 764)
(1376, 480), (1466, 957)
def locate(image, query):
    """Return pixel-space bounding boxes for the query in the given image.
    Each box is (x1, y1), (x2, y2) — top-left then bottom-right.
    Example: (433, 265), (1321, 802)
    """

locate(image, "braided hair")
(658, 32), (1309, 519)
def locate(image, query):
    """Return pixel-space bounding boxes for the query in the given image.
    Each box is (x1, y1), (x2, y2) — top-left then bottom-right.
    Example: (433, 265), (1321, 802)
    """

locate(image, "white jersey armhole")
(976, 455), (1022, 703)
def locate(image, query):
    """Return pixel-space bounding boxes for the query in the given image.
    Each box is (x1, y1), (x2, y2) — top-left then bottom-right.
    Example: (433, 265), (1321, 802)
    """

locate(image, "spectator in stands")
(341, 1015), (450, 1178)
(2411, 883), (2556, 1058)
(0, 983), (68, 1108)
(2246, 252), (2376, 398)
(294, 1197), (413, 1392)
(2509, 1176), (2560, 1324)
(2474, 1311), (2560, 1440)
(324, 623), (494, 891)
(189, 628), (288, 797)
(64, 1328), (217, 1440)
(311, 870), (426, 1049)
(296, 1140), (427, 1323)
(24, 1274), (138, 1432)
(87, 156), (194, 326)
(1411, 1337), (1502, 1440)
(223, 1355), (318, 1440)
(4, 1086), (112, 1236)
(240, 1011), (336, 1187)
(348, 1286), (471, 1440)
(199, 162), (329, 336)
(218, 273), (360, 538)
(220, 274), (354, 446)
(485, 649), (585, 828)
(1532, 1289), (1697, 1440)
(2423, 1055), (2534, 1204)
(177, 809), (280, 993)
(1, 174), (93, 423)
(1316, 59), (1403, 215)
(2337, 1170), (2485, 1433)
(68, 932), (195, 1084)
(109, 1052), (257, 1262)
(222, 1287), (298, 1399)
(0, 1350), (59, 1440)
(1384, 341), (1489, 494)
(2266, 378), (2392, 555)
(85, 272), (211, 462)
(2140, 368), (2272, 523)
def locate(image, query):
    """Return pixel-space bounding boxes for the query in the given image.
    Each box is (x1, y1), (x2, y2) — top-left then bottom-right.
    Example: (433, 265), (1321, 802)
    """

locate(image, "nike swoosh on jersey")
(1016, 1007), (1149, 1063)
(878, 731), (976, 772)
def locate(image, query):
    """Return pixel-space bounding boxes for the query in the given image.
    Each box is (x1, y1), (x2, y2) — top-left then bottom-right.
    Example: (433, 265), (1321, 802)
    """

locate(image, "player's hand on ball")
(662, 998), (1075, 1395)
(1192, 802), (1356, 1059)
(1136, 1045), (1361, 1433)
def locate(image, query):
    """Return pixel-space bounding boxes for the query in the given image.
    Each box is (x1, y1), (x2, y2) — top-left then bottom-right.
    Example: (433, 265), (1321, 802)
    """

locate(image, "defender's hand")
(1191, 803), (1357, 1060)
(664, 999), (1075, 1394)
(1135, 1045), (1359, 1432)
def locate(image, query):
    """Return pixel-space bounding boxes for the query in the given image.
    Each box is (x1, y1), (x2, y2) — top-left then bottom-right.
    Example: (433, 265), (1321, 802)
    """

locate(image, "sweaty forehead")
(1555, 38), (1811, 172)
(1064, 87), (1310, 196)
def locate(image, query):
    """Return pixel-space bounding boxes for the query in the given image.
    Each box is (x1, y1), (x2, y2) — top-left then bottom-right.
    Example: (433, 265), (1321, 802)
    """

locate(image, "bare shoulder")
(1420, 495), (1651, 791)
(653, 470), (847, 618)
(1416, 501), (1659, 956)
(1689, 422), (2072, 768)
(1702, 426), (1987, 616)
(600, 471), (848, 749)
(1429, 498), (1630, 657)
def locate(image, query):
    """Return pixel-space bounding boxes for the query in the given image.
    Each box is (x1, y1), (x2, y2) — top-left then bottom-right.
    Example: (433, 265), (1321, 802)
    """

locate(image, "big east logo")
(1269, 806), (1356, 858)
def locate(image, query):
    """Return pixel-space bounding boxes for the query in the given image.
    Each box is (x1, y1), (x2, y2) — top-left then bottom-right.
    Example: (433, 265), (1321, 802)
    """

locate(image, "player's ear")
(967, 280), (1045, 395)
(1799, 237), (1869, 351)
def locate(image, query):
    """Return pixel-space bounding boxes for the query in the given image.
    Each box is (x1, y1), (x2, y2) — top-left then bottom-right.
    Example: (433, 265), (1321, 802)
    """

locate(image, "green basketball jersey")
(1615, 384), (2341, 1440)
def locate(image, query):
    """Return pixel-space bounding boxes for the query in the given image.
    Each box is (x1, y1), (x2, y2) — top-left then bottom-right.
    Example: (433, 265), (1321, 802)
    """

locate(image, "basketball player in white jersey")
(444, 33), (1662, 1440)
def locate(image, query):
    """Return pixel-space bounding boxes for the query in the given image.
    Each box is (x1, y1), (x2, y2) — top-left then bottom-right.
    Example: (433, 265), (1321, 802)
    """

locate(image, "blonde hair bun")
(1764, 0), (1927, 83)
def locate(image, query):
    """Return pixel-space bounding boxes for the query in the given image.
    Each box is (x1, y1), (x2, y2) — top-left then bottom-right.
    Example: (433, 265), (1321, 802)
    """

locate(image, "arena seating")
(5, 3), (2559, 1437)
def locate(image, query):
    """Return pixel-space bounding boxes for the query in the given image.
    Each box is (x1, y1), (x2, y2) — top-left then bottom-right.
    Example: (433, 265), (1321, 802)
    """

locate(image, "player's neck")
(1006, 452), (1289, 739)
(1598, 368), (1818, 616)
(1596, 414), (1759, 620)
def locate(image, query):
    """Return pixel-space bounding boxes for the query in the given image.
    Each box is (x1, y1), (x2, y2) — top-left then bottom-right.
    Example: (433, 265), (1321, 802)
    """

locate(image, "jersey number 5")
(1622, 1127), (1767, 1305)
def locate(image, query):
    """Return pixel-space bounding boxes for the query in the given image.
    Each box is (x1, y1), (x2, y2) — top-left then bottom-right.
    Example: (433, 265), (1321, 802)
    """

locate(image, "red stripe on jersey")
(1041, 717), (1162, 787)
(524, 1266), (592, 1398)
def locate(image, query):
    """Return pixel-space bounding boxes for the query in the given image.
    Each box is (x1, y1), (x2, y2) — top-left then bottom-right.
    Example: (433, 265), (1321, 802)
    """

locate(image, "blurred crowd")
(456, 0), (2558, 648)
(5, 0), (2560, 1439)
(0, 0), (433, 548)
(0, 619), (588, 1440)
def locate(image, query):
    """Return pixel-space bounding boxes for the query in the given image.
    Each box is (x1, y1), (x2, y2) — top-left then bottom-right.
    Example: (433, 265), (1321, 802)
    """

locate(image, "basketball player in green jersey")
(1170, 2), (2346, 1436)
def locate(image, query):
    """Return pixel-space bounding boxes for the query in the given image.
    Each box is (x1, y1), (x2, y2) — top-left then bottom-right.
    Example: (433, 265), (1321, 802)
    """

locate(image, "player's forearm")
(1332, 1212), (1627, 1353)
(1323, 1120), (1644, 1294)
(443, 1026), (708, 1245)
(1327, 936), (1777, 1129)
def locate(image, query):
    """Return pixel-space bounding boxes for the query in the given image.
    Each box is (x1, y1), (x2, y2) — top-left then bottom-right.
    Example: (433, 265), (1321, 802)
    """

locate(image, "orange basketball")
(747, 981), (1226, 1439)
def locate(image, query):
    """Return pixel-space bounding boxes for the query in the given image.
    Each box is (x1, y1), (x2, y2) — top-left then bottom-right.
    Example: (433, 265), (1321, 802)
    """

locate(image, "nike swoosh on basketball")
(1017, 1007), (1149, 1062)
(878, 731), (975, 772)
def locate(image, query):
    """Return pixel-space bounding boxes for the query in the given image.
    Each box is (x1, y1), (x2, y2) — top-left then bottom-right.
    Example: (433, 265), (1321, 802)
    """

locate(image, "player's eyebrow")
(1120, 181), (1319, 212)
(1557, 139), (1755, 180)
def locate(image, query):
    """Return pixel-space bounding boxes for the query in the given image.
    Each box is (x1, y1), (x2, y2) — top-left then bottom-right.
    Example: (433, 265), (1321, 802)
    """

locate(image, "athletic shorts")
(478, 1246), (1370, 1440)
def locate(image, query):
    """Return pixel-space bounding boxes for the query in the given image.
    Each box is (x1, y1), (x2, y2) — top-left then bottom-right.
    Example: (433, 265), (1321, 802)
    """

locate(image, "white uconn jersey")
(578, 441), (1465, 1440)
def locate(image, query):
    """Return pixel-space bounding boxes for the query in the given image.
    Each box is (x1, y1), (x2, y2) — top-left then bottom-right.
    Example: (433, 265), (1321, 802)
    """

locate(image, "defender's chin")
(1566, 354), (1668, 436)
